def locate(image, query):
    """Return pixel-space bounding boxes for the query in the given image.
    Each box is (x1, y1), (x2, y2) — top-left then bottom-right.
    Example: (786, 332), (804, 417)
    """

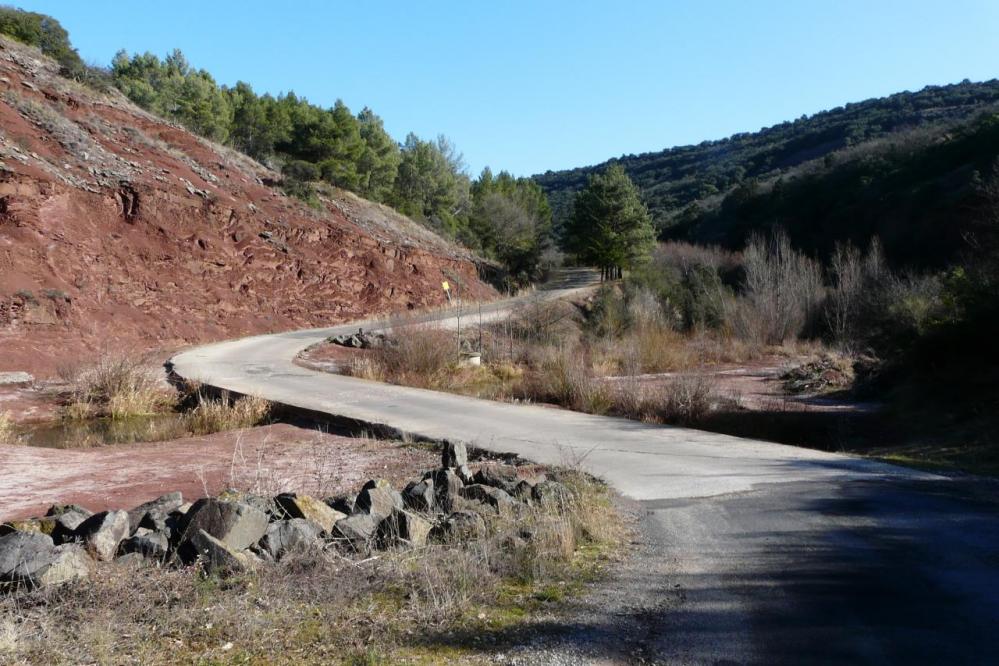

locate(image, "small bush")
(612, 374), (718, 425)
(184, 392), (271, 435)
(522, 345), (611, 414)
(61, 354), (176, 420)
(372, 324), (457, 389)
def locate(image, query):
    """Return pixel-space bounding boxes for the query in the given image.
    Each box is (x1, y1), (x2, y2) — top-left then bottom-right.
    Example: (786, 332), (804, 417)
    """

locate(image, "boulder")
(178, 498), (268, 552)
(258, 519), (323, 560)
(402, 478), (435, 513)
(0, 517), (57, 537)
(115, 552), (147, 567)
(46, 504), (92, 543)
(324, 495), (355, 515)
(431, 511), (486, 542)
(355, 480), (403, 521)
(442, 441), (468, 469)
(274, 494), (345, 532)
(0, 532), (90, 587)
(532, 481), (574, 509)
(127, 492), (183, 533)
(460, 484), (517, 515)
(177, 528), (246, 574)
(330, 514), (377, 552)
(474, 465), (519, 494)
(118, 530), (169, 562)
(75, 510), (130, 561)
(513, 480), (535, 504)
(429, 469), (463, 513)
(377, 509), (431, 548)
(456, 464), (475, 485)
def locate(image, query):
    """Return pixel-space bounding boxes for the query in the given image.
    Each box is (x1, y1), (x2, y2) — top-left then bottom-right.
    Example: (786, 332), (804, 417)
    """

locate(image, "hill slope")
(535, 80), (999, 260)
(0, 36), (494, 376)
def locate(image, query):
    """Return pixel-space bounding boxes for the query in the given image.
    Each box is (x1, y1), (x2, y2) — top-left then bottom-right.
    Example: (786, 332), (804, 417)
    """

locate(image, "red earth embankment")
(0, 36), (494, 377)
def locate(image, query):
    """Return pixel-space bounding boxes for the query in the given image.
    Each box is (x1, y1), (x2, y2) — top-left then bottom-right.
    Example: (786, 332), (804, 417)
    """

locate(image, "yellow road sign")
(442, 281), (450, 291)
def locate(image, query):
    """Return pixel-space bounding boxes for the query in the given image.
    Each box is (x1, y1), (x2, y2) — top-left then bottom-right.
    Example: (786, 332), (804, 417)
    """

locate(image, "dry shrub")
(373, 324), (457, 389)
(522, 345), (611, 414)
(733, 228), (824, 345)
(60, 354), (176, 420)
(612, 374), (718, 425)
(622, 324), (695, 374)
(0, 411), (15, 445)
(185, 392), (271, 435)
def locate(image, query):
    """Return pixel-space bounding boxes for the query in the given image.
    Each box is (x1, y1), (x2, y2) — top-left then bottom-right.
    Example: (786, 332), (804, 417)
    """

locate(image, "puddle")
(13, 413), (191, 449)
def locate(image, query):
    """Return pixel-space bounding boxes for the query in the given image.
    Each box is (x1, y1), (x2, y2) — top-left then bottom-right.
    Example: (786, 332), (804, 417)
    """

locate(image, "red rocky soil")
(0, 423), (441, 521)
(0, 35), (494, 378)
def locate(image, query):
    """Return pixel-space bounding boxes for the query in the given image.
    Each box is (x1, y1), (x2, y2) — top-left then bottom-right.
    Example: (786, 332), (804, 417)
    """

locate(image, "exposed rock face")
(274, 494), (345, 533)
(75, 510), (130, 561)
(178, 498), (268, 552)
(0, 34), (495, 378)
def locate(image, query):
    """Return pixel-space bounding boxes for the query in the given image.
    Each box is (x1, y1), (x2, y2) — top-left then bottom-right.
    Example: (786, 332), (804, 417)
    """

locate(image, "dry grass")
(184, 392), (271, 435)
(343, 324), (458, 391)
(0, 411), (15, 445)
(0, 469), (624, 664)
(520, 345), (612, 414)
(610, 374), (720, 425)
(60, 354), (176, 420)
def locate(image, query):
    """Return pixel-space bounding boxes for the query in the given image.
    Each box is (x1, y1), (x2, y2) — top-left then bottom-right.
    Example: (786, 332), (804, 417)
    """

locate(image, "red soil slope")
(0, 36), (494, 377)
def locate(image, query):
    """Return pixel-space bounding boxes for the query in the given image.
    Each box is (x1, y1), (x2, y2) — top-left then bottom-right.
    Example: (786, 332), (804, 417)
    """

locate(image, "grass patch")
(184, 391), (271, 435)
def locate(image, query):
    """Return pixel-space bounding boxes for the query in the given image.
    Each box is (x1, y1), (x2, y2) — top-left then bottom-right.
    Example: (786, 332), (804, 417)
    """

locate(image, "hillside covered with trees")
(536, 80), (999, 268)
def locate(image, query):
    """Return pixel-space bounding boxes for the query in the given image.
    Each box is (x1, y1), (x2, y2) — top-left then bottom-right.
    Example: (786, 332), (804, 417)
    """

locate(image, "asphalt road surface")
(170, 273), (999, 664)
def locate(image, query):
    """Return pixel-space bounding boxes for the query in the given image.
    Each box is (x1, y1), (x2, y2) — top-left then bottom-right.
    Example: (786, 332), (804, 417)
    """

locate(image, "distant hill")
(535, 80), (999, 266)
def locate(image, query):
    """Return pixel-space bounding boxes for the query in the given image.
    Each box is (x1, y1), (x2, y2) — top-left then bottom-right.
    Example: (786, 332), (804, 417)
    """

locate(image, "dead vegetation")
(0, 411), (14, 445)
(0, 468), (624, 664)
(58, 353), (177, 420)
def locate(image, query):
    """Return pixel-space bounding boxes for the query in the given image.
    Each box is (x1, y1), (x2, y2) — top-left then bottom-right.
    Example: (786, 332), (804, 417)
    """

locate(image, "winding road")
(170, 272), (999, 664)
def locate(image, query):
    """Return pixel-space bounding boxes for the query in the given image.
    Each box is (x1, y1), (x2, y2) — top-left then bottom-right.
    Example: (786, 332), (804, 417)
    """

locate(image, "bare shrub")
(375, 324), (456, 389)
(612, 374), (718, 425)
(184, 392), (271, 435)
(523, 345), (612, 414)
(826, 238), (887, 346)
(733, 228), (824, 345)
(60, 354), (176, 420)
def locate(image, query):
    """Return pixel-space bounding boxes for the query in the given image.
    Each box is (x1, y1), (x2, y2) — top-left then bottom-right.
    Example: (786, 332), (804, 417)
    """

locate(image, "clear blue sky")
(14, 0), (999, 176)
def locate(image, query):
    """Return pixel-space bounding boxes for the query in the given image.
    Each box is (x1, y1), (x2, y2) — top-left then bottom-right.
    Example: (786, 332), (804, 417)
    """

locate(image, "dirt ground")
(0, 423), (440, 521)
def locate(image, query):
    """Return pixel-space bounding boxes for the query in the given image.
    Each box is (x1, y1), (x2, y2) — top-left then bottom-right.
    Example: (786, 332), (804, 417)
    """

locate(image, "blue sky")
(14, 0), (999, 176)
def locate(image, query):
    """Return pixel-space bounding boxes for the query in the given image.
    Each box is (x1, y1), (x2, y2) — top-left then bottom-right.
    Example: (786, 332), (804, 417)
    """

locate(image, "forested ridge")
(535, 80), (999, 267)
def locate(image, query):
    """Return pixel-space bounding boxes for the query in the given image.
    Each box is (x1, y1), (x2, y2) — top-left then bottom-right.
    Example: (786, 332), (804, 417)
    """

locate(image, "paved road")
(170, 276), (999, 664)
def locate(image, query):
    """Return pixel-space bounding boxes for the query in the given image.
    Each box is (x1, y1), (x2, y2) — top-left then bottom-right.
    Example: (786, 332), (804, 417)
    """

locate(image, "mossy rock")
(0, 517), (57, 536)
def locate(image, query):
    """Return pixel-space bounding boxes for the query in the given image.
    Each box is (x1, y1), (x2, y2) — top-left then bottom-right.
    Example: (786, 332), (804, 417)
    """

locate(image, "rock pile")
(0, 442), (571, 589)
(326, 329), (390, 350)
